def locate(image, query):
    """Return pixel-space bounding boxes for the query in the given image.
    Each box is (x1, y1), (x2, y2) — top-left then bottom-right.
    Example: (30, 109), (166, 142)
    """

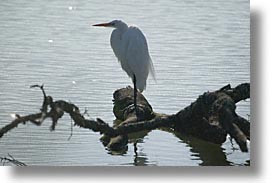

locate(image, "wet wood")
(0, 83), (250, 152)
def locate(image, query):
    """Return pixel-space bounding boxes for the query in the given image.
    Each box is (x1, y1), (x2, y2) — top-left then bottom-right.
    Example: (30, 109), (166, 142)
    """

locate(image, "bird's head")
(93, 20), (128, 29)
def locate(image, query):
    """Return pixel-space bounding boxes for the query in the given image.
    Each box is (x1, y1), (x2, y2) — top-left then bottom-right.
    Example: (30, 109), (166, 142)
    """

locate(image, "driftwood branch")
(0, 154), (26, 166)
(0, 83), (250, 153)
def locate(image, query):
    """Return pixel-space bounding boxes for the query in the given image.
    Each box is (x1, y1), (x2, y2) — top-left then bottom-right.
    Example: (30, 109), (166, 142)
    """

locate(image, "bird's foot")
(123, 104), (135, 114)
(122, 104), (142, 121)
(135, 107), (141, 121)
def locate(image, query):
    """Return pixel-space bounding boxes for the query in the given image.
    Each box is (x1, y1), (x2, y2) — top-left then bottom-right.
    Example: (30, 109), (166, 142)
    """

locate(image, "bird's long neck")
(116, 22), (128, 33)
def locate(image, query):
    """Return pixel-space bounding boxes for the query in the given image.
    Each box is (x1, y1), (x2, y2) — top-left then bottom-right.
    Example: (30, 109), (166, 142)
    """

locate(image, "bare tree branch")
(0, 154), (26, 166)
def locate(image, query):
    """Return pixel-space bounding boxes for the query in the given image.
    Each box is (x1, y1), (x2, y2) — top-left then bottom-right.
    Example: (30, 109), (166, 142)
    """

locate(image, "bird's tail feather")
(149, 57), (156, 81)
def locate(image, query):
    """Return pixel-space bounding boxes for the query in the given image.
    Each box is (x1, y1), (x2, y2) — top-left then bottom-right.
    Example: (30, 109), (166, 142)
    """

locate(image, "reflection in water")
(105, 123), (249, 166)
(104, 131), (152, 166)
(174, 132), (231, 166)
(107, 146), (128, 156)
(118, 140), (153, 166)
(133, 152), (149, 166)
(105, 120), (152, 166)
(154, 128), (250, 166)
(133, 142), (150, 166)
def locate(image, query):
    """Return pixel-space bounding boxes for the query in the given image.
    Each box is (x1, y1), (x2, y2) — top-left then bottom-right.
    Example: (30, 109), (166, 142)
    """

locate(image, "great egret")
(93, 20), (155, 119)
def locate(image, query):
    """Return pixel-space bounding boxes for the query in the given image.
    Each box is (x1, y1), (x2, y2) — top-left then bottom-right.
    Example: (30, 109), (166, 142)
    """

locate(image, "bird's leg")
(133, 75), (139, 120)
(134, 141), (138, 156)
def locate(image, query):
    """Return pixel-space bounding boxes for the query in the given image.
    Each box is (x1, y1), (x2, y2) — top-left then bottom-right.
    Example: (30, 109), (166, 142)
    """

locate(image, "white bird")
(93, 20), (155, 118)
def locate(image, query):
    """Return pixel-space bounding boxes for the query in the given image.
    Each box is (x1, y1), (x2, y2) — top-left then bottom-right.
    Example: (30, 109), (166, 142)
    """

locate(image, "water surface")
(0, 0), (250, 166)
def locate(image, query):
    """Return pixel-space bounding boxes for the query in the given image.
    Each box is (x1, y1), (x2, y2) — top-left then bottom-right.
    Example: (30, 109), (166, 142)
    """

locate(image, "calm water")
(0, 0), (250, 166)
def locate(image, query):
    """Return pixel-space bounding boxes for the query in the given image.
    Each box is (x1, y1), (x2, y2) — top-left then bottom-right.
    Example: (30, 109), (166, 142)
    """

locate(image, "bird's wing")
(110, 29), (124, 62)
(122, 26), (155, 86)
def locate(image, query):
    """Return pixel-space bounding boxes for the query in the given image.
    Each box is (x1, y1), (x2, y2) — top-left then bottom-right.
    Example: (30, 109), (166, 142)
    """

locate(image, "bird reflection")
(133, 152), (149, 166)
(132, 139), (150, 166)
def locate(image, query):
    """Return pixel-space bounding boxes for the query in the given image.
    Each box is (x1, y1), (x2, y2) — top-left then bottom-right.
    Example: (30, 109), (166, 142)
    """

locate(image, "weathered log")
(102, 86), (170, 151)
(173, 85), (250, 152)
(107, 83), (250, 152)
(0, 83), (250, 153)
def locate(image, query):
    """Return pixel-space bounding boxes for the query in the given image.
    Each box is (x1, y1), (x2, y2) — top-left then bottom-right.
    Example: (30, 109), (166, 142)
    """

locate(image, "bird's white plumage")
(103, 20), (155, 92)
(111, 26), (153, 91)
